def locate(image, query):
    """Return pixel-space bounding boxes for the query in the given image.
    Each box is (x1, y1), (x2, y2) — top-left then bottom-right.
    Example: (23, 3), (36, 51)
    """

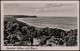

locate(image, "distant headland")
(4, 15), (37, 18)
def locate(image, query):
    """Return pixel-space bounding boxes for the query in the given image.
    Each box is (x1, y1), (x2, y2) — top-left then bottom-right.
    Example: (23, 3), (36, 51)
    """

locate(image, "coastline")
(4, 17), (78, 46)
(16, 18), (40, 28)
(16, 18), (74, 31)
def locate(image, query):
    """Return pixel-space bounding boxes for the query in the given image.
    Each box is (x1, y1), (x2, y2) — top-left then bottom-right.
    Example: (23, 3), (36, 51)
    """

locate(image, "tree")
(21, 26), (28, 35)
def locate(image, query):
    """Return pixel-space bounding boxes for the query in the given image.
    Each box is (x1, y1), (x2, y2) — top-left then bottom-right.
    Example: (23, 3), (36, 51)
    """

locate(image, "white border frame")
(1, 1), (79, 50)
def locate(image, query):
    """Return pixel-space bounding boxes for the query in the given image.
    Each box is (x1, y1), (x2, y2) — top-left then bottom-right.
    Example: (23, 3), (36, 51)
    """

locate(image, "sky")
(4, 3), (78, 17)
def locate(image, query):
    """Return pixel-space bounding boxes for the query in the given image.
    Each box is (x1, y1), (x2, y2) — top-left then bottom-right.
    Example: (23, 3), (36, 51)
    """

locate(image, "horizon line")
(4, 14), (77, 17)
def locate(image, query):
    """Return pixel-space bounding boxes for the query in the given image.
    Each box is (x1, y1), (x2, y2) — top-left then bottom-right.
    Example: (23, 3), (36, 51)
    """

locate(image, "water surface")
(17, 17), (77, 30)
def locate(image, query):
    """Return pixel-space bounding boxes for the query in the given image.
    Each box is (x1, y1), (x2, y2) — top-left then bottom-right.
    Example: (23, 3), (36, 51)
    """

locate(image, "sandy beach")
(16, 18), (42, 28)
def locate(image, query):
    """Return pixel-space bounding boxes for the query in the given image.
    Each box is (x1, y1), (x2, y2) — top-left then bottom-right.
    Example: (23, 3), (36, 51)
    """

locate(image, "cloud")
(4, 3), (78, 17)
(46, 3), (72, 8)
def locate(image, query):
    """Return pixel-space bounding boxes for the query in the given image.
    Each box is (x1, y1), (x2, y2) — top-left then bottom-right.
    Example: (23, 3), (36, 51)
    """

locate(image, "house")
(46, 39), (56, 46)
(6, 44), (13, 46)
(23, 41), (31, 46)
(63, 43), (66, 46)
(46, 36), (62, 46)
(33, 38), (40, 45)
(13, 42), (22, 46)
(46, 36), (56, 46)
(16, 35), (22, 41)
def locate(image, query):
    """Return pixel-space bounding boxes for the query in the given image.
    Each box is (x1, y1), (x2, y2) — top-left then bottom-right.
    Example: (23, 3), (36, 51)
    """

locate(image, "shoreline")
(16, 18), (76, 31)
(4, 17), (78, 46)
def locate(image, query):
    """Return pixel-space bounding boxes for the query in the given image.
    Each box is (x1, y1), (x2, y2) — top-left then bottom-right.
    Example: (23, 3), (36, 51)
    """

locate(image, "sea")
(17, 17), (78, 31)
